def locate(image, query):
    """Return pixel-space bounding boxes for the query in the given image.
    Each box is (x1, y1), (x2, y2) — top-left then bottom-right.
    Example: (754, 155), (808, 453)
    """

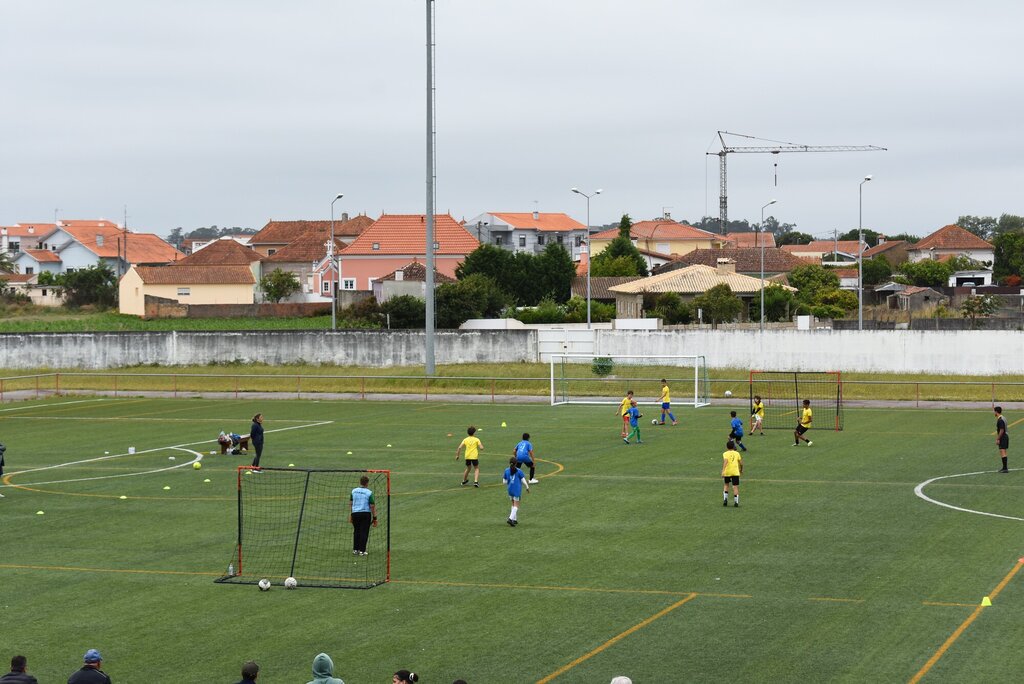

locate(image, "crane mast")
(708, 131), (887, 234)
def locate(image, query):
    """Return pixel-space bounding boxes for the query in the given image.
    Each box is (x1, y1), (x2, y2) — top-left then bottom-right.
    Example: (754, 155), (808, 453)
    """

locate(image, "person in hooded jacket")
(306, 653), (344, 684)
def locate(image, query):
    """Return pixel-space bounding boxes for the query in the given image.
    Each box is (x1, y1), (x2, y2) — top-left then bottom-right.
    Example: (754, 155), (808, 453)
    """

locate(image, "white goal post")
(549, 354), (710, 407)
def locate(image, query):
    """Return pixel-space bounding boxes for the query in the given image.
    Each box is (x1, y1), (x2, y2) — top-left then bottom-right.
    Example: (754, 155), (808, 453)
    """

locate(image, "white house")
(464, 212), (588, 261)
(907, 225), (994, 264)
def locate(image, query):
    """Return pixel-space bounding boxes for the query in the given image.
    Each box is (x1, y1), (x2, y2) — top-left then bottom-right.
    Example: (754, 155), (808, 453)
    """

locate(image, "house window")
(25, 267), (33, 275)
(267, 249), (276, 255)
(372, 243), (380, 250)
(519, 235), (526, 248)
(494, 235), (503, 246)
(342, 278), (356, 291)
(322, 281), (331, 293)
(177, 287), (190, 296)
(556, 235), (564, 245)
(537, 235), (545, 245)
(8, 241), (18, 252)
(574, 235), (582, 247)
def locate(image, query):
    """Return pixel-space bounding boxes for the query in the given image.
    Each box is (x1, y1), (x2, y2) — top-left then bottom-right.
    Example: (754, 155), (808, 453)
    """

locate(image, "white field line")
(914, 469), (1024, 522)
(0, 397), (110, 413)
(7, 447), (204, 487)
(2, 420), (334, 483)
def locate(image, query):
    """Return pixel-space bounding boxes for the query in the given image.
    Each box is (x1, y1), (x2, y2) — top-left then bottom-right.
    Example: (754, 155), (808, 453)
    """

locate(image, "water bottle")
(227, 563), (234, 576)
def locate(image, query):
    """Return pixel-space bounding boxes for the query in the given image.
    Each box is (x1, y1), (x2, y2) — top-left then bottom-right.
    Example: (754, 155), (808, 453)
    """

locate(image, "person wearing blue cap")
(67, 649), (111, 683)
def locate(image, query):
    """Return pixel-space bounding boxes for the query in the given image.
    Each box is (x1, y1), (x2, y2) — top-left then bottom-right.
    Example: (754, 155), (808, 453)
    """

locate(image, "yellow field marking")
(809, 596), (865, 603)
(990, 415), (1024, 435)
(908, 558), (1023, 684)
(922, 601), (978, 608)
(536, 593), (698, 683)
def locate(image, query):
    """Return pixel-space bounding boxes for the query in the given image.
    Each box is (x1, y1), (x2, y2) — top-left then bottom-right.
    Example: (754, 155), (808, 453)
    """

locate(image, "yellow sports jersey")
(620, 397), (632, 416)
(800, 407), (813, 427)
(722, 450), (742, 477)
(460, 436), (482, 460)
(661, 385), (671, 403)
(752, 401), (764, 418)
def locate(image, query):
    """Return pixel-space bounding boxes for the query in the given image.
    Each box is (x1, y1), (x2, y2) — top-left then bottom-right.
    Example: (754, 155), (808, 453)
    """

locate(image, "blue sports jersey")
(504, 467), (527, 497)
(350, 486), (374, 513)
(731, 417), (744, 436)
(514, 440), (533, 463)
(627, 406), (640, 427)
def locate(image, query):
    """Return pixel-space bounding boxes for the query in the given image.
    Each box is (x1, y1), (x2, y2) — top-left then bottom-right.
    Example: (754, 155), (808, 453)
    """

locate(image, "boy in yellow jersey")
(617, 390), (634, 437)
(659, 379), (678, 425)
(750, 395), (765, 436)
(455, 425), (483, 487)
(721, 439), (743, 507)
(793, 399), (813, 447)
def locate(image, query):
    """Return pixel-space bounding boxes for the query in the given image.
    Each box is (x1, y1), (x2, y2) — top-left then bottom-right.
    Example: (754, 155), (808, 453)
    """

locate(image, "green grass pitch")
(1, 396), (1022, 682)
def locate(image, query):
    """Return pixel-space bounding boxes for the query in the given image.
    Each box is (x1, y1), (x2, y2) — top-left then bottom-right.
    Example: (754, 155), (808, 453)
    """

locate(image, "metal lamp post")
(330, 193), (344, 330)
(760, 199), (777, 332)
(571, 187), (602, 329)
(858, 175), (872, 330)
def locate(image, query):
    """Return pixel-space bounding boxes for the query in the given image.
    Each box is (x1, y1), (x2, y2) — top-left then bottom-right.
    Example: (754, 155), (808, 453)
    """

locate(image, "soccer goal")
(215, 467), (390, 589)
(748, 371), (844, 431)
(550, 354), (710, 407)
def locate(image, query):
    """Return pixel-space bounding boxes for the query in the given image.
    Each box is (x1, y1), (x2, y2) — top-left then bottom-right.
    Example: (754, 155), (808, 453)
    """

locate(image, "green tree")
(777, 231), (814, 245)
(435, 281), (488, 328)
(898, 260), (953, 287)
(960, 294), (999, 328)
(617, 213), (633, 238)
(456, 244), (515, 291)
(861, 256), (893, 286)
(563, 296), (615, 323)
(590, 254), (643, 277)
(993, 230), (1024, 281)
(0, 251), (16, 274)
(837, 229), (878, 248)
(692, 283), (743, 327)
(788, 264), (840, 305)
(995, 213), (1024, 236)
(751, 283), (795, 322)
(455, 273), (509, 317)
(884, 232), (921, 244)
(955, 215), (997, 240)
(379, 295), (425, 329)
(37, 270), (59, 286)
(646, 292), (692, 324)
(61, 263), (118, 308)
(259, 268), (301, 303)
(534, 243), (577, 303)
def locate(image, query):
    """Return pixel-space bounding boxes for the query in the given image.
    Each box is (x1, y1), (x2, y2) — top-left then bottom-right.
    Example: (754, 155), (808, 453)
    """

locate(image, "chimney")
(341, 212), (349, 222)
(716, 257), (736, 275)
(878, 235), (886, 244)
(532, 210), (539, 220)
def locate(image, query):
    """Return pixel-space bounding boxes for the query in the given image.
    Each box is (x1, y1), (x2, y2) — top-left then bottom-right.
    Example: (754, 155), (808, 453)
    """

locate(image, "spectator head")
(10, 655), (27, 672)
(241, 660), (259, 681)
(394, 670), (419, 684)
(311, 653), (336, 679)
(83, 649), (102, 667)
(611, 678), (633, 684)
(453, 680), (468, 684)
(253, 413), (263, 423)
(995, 406), (1003, 415)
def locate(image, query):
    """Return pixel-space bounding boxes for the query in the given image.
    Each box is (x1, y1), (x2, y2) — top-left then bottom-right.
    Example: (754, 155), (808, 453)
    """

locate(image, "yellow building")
(589, 220), (728, 259)
(119, 265), (257, 317)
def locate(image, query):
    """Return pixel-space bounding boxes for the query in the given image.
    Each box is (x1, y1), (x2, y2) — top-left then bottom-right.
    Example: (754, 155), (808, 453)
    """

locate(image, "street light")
(760, 199), (777, 332)
(858, 175), (872, 330)
(571, 187), (602, 329)
(330, 193), (344, 330)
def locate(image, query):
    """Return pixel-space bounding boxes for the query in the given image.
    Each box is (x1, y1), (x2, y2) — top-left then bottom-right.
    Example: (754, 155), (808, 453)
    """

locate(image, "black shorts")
(517, 459), (534, 467)
(999, 435), (1009, 450)
(796, 425), (809, 435)
(729, 430), (744, 441)
(723, 475), (740, 485)
(465, 459), (479, 467)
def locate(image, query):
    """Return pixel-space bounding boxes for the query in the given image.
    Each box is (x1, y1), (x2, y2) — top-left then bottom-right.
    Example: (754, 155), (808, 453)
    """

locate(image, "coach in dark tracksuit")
(250, 413), (265, 468)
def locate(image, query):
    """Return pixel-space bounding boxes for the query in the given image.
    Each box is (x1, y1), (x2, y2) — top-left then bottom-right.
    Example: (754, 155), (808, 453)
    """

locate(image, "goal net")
(550, 355), (710, 407)
(748, 371), (843, 431)
(215, 467), (390, 589)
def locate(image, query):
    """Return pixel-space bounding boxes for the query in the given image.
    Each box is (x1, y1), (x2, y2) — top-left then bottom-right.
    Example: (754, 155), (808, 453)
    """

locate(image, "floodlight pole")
(329, 194), (344, 330)
(760, 200), (777, 332)
(571, 187), (602, 329)
(858, 175), (872, 331)
(424, 0), (436, 375)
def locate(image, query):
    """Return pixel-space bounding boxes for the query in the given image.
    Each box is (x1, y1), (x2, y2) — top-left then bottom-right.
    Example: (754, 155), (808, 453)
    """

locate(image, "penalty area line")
(914, 470), (1024, 522)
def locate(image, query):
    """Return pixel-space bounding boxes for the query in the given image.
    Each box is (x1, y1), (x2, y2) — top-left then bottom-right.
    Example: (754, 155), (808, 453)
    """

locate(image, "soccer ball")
(284, 576), (297, 589)
(651, 419), (658, 425)
(193, 461), (202, 470)
(258, 578), (271, 591)
(724, 390), (733, 397)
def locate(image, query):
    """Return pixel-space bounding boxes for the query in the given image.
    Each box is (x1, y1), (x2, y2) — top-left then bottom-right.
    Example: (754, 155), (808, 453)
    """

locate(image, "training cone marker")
(288, 463), (295, 467)
(501, 421), (507, 427)
(387, 444), (392, 448)
(209, 450), (216, 455)
(168, 456), (175, 460)
(447, 433), (453, 437)
(119, 495), (127, 500)
(163, 486), (171, 490)
(104, 451), (110, 455)
(981, 596), (992, 606)
(347, 451), (353, 455)
(36, 510), (44, 515)
(203, 478), (211, 483)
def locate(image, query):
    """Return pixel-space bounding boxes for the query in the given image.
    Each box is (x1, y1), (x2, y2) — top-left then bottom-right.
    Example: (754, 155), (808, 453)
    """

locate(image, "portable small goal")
(748, 371), (843, 431)
(215, 467), (391, 589)
(550, 354), (710, 407)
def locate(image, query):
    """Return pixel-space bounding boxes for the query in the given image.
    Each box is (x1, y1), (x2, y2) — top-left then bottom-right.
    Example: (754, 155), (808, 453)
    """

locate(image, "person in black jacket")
(250, 414), (265, 469)
(1, 654), (38, 684)
(233, 660), (259, 683)
(67, 649), (111, 684)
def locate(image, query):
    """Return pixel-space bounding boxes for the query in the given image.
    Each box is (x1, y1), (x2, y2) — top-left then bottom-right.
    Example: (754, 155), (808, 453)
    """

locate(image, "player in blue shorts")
(503, 457), (530, 526)
(513, 432), (538, 484)
(729, 411), (747, 452)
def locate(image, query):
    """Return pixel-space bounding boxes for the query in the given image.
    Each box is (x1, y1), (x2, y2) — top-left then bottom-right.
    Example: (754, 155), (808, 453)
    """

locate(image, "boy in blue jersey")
(348, 475), (378, 555)
(513, 432), (538, 484)
(623, 400), (643, 444)
(503, 457), (530, 526)
(729, 411), (747, 452)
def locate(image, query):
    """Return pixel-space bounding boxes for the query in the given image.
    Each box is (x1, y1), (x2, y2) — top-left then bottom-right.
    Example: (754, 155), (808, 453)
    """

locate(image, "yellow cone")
(501, 421), (507, 427)
(981, 596), (992, 606)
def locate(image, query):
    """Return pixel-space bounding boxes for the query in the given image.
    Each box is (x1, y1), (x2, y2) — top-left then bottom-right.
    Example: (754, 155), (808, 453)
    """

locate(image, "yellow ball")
(193, 462), (202, 470)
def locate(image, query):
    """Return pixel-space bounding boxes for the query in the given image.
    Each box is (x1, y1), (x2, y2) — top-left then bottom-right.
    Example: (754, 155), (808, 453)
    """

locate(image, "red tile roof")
(1, 273), (35, 284)
(724, 232), (776, 248)
(264, 232), (345, 263)
(134, 265), (256, 285)
(341, 214), (479, 256)
(178, 239), (263, 266)
(13, 222), (56, 233)
(782, 240), (862, 254)
(121, 233), (186, 264)
(570, 276), (640, 299)
(913, 225), (993, 250)
(22, 249), (62, 263)
(251, 216), (375, 245)
(488, 212), (586, 232)
(58, 219), (120, 228)
(591, 220), (720, 241)
(654, 248), (811, 274)
(50, 224), (184, 264)
(831, 268), (859, 278)
(862, 240), (907, 258)
(4, 224), (51, 237)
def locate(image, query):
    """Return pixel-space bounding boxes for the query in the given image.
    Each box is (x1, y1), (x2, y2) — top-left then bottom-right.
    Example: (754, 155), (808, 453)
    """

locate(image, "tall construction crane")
(707, 131), (887, 234)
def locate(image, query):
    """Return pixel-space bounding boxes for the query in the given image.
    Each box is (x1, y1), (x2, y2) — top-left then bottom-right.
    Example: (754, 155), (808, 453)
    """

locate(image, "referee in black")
(995, 406), (1009, 473)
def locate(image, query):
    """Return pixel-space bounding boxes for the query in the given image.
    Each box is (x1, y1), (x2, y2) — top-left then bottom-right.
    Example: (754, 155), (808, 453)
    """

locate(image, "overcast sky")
(2, 1), (1022, 240)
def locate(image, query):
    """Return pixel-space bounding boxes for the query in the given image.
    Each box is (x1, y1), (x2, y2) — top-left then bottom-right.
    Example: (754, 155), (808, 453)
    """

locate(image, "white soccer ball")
(724, 390), (733, 397)
(258, 578), (271, 591)
(284, 576), (297, 589)
(651, 419), (658, 425)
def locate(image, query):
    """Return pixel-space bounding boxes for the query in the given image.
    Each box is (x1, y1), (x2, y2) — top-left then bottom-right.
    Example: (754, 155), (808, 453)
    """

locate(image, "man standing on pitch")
(793, 399), (813, 447)
(349, 475), (377, 555)
(995, 406), (1009, 473)
(249, 413), (265, 469)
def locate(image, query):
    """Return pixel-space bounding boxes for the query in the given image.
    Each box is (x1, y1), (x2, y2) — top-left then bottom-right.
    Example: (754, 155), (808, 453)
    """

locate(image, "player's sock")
(510, 507), (518, 521)
(1002, 457), (1008, 469)
(734, 494), (739, 505)
(668, 412), (676, 422)
(723, 491), (728, 502)
(529, 464), (536, 480)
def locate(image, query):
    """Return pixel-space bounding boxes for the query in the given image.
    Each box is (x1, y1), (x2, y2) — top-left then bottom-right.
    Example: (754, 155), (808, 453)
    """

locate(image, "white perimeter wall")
(0, 329), (1019, 374)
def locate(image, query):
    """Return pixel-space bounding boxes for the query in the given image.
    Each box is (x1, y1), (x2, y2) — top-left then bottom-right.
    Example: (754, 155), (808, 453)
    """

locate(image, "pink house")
(337, 214), (479, 291)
